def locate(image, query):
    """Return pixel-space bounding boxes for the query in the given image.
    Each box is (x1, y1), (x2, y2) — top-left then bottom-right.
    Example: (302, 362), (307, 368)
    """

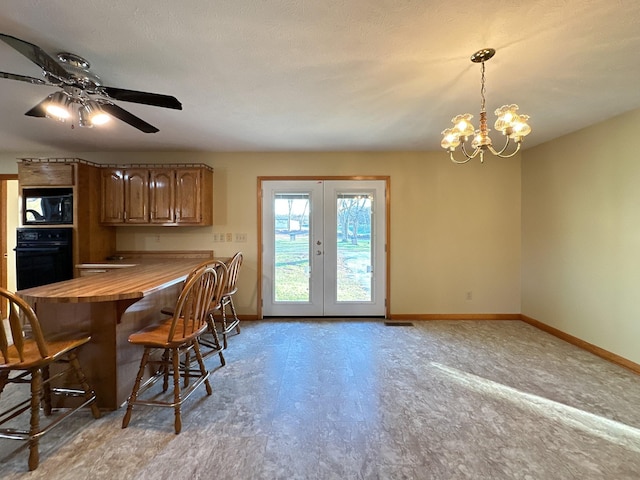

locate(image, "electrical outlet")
(466, 291), (473, 301)
(226, 232), (233, 242)
(235, 233), (247, 242)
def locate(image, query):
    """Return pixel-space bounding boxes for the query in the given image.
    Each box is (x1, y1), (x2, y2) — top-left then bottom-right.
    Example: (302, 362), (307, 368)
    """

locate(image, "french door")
(261, 179), (386, 317)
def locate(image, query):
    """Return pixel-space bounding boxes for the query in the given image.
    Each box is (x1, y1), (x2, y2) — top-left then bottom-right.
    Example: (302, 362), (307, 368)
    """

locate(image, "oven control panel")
(17, 227), (73, 245)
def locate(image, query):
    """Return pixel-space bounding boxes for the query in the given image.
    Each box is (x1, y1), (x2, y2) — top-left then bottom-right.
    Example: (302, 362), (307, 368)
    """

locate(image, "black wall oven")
(15, 228), (74, 290)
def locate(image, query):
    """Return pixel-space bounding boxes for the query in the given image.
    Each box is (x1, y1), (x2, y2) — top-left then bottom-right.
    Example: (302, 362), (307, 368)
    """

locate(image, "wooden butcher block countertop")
(18, 259), (206, 304)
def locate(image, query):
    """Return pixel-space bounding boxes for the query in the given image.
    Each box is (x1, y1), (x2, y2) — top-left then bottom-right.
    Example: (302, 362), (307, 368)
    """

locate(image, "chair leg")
(68, 351), (101, 419)
(42, 365), (52, 416)
(205, 314), (226, 366)
(193, 340), (213, 396)
(220, 302), (229, 349)
(228, 296), (241, 335)
(171, 348), (182, 434)
(28, 368), (42, 471)
(183, 348), (191, 388)
(0, 370), (10, 395)
(122, 348), (150, 429)
(218, 296), (240, 349)
(161, 349), (170, 392)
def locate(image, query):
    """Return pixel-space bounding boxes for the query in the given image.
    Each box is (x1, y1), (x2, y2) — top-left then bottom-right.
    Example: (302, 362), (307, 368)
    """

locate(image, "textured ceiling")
(0, 0), (639, 153)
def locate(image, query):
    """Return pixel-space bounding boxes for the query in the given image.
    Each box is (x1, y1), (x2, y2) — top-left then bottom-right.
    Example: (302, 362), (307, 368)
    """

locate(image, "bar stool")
(122, 265), (217, 434)
(160, 259), (227, 366)
(216, 251), (243, 349)
(0, 287), (101, 471)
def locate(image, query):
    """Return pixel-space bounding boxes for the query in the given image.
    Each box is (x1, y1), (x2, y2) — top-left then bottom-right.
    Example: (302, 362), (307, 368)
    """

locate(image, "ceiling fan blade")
(24, 97), (49, 117)
(0, 70), (46, 85)
(99, 102), (159, 133)
(100, 86), (182, 110)
(0, 33), (69, 80)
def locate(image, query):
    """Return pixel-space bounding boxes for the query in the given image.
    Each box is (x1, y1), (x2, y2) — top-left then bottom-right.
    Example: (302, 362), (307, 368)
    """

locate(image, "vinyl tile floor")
(1, 319), (640, 479)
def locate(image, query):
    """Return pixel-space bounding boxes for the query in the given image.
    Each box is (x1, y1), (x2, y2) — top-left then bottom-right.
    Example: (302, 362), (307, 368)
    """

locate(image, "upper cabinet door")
(149, 169), (175, 224)
(175, 169), (202, 224)
(19, 162), (75, 186)
(101, 169), (125, 224)
(124, 169), (149, 223)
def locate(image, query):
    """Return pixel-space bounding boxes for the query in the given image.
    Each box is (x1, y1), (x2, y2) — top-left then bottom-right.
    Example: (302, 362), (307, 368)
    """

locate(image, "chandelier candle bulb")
(442, 48), (531, 164)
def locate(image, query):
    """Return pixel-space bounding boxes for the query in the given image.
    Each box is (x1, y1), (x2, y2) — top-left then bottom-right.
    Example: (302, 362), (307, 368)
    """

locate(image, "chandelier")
(441, 48), (531, 164)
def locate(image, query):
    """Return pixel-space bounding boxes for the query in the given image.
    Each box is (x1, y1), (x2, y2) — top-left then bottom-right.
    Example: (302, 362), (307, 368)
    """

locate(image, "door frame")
(257, 175), (390, 319)
(1, 174), (19, 318)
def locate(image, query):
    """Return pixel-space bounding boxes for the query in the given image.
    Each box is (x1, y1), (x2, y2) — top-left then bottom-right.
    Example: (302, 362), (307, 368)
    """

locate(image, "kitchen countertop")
(18, 259), (206, 304)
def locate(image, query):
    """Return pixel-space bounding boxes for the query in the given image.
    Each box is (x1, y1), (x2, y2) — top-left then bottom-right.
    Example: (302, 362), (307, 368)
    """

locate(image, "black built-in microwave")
(23, 188), (73, 225)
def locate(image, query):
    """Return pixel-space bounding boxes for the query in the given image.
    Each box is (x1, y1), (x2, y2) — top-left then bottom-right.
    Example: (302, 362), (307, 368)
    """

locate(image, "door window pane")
(273, 193), (310, 302)
(336, 193), (373, 302)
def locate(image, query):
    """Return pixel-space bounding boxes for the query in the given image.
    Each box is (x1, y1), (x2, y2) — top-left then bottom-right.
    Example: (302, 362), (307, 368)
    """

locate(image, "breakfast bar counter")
(18, 259), (208, 410)
(18, 259), (204, 304)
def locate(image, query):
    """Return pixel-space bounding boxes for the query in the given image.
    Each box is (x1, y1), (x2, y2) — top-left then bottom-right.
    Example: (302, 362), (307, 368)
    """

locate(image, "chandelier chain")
(480, 61), (486, 113)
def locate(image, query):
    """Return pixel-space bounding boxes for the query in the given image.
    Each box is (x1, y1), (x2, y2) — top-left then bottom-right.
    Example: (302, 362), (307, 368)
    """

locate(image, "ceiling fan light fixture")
(79, 100), (110, 127)
(91, 111), (110, 126)
(0, 33), (182, 133)
(44, 91), (72, 121)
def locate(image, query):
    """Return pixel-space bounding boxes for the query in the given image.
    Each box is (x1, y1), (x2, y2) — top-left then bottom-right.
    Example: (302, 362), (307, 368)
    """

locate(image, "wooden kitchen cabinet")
(100, 169), (125, 223)
(18, 162), (75, 186)
(175, 168), (206, 224)
(124, 169), (150, 223)
(101, 165), (212, 226)
(101, 168), (149, 224)
(149, 169), (175, 224)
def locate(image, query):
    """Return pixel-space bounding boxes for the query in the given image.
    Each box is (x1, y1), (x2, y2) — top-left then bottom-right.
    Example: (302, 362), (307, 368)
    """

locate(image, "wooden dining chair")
(0, 287), (101, 471)
(160, 259), (227, 366)
(216, 251), (243, 349)
(122, 265), (218, 434)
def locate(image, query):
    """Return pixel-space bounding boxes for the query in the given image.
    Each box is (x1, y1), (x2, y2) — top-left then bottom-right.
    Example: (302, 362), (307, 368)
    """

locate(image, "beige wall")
(522, 107), (640, 364)
(0, 150), (522, 317)
(6, 180), (18, 291)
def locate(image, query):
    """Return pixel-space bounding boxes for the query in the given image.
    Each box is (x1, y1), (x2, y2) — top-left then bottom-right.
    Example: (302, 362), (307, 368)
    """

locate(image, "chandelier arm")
(460, 142), (481, 160)
(496, 141), (522, 158)
(449, 151), (472, 164)
(487, 135), (511, 156)
(485, 137), (522, 158)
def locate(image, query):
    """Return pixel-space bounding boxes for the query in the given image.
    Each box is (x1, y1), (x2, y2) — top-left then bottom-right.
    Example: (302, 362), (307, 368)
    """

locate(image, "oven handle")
(14, 246), (65, 254)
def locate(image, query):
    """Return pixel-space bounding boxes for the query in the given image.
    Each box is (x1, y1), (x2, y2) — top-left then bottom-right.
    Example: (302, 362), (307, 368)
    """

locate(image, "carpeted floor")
(1, 319), (640, 479)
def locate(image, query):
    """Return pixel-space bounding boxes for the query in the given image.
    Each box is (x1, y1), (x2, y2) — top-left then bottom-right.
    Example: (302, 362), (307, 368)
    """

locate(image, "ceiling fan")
(0, 33), (182, 133)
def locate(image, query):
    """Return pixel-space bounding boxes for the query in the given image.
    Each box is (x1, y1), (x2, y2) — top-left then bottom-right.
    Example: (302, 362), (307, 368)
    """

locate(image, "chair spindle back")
(0, 288), (49, 365)
(168, 266), (218, 342)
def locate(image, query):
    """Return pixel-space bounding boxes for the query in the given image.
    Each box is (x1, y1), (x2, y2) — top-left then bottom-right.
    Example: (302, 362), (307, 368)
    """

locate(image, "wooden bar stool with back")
(217, 251), (243, 349)
(0, 287), (101, 471)
(160, 259), (227, 366)
(122, 264), (219, 434)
